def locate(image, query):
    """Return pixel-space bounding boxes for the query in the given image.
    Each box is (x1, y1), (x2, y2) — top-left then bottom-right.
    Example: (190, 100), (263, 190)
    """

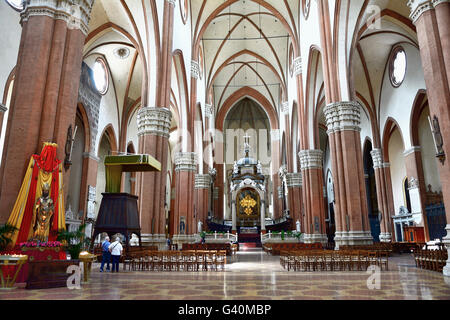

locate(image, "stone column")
(324, 101), (373, 248)
(299, 150), (327, 244)
(408, 0), (450, 276)
(260, 199), (266, 233)
(79, 152), (99, 221)
(173, 152), (197, 240)
(286, 173), (303, 229)
(0, 0), (94, 223)
(371, 149), (393, 242)
(137, 107), (172, 243)
(194, 174), (211, 232)
(403, 146), (430, 240)
(231, 198), (237, 234)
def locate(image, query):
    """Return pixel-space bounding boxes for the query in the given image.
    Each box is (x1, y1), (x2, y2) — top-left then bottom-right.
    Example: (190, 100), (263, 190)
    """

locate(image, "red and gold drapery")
(6, 143), (66, 247)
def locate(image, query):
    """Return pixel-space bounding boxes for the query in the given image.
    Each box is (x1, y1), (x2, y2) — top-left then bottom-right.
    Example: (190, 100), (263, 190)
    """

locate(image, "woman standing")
(109, 237), (123, 273)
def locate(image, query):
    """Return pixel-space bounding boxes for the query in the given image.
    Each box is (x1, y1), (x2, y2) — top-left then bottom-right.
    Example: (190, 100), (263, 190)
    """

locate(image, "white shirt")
(109, 241), (123, 256)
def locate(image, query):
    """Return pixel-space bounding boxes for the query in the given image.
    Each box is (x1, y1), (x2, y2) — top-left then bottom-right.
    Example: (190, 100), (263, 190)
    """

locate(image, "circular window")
(5, 0), (24, 11)
(180, 0), (188, 25)
(303, 0), (311, 20)
(93, 58), (108, 95)
(390, 47), (407, 87)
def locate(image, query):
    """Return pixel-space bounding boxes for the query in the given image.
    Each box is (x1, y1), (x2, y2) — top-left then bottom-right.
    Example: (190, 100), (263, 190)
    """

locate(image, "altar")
(229, 136), (268, 234)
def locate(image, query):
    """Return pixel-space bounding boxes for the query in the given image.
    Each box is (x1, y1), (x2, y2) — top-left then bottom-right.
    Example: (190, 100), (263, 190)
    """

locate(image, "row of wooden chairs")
(263, 243), (323, 256)
(124, 250), (227, 272)
(280, 250), (389, 272)
(182, 243), (232, 256)
(413, 249), (448, 272)
(339, 244), (393, 255)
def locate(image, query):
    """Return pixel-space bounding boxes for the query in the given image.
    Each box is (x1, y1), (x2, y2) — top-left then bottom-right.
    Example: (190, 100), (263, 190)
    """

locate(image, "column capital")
(298, 150), (323, 170)
(175, 152), (197, 172)
(293, 56), (302, 76)
(324, 101), (361, 133)
(191, 60), (200, 79)
(286, 172), (303, 188)
(0, 103), (7, 113)
(281, 101), (289, 114)
(21, 0), (95, 36)
(205, 104), (214, 118)
(137, 106), (172, 138)
(370, 148), (384, 169)
(166, 0), (176, 6)
(407, 0), (434, 23)
(195, 174), (211, 189)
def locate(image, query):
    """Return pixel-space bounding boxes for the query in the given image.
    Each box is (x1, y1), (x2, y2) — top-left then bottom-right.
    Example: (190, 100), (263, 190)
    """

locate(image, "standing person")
(100, 236), (111, 272)
(109, 237), (123, 273)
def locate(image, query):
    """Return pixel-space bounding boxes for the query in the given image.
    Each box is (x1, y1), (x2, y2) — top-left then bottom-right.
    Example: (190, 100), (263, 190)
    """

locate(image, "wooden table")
(0, 255), (28, 290)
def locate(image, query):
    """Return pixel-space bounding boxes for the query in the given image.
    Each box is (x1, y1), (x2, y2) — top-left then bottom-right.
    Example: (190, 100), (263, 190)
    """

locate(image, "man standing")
(109, 237), (123, 273)
(100, 236), (111, 272)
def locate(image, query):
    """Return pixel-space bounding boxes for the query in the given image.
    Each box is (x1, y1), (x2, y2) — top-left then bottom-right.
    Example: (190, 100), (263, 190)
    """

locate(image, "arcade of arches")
(1, 0), (450, 300)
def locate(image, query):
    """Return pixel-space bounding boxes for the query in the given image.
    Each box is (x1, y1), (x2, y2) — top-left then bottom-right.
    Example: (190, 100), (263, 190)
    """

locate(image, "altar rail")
(261, 231), (302, 243)
(197, 232), (237, 243)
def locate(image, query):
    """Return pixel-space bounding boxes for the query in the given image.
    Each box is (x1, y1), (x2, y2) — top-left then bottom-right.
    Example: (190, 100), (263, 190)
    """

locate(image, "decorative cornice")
(293, 57), (302, 76)
(82, 152), (100, 162)
(166, 0), (176, 6)
(324, 101), (361, 133)
(21, 0), (94, 36)
(195, 174), (211, 189)
(281, 101), (289, 114)
(432, 0), (450, 7)
(205, 104), (214, 118)
(407, 0), (434, 23)
(298, 150), (323, 170)
(0, 103), (7, 113)
(286, 173), (303, 188)
(403, 146), (422, 157)
(137, 106), (172, 138)
(370, 149), (383, 169)
(191, 60), (200, 79)
(174, 152), (197, 172)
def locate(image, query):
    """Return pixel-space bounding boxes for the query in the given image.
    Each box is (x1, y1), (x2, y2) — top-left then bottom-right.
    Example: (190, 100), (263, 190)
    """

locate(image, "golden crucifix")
(240, 194), (257, 215)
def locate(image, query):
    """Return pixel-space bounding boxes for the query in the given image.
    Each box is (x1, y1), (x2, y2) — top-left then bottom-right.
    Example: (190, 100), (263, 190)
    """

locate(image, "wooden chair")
(216, 251), (226, 271)
(196, 251), (207, 271)
(206, 251), (217, 271)
(378, 251), (389, 271)
(185, 251), (197, 271)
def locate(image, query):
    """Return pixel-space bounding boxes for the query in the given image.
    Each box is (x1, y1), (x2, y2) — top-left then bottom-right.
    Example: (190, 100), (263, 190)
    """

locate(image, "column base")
(303, 234), (328, 245)
(334, 231), (373, 249)
(141, 234), (168, 250)
(379, 232), (392, 243)
(442, 225), (450, 277)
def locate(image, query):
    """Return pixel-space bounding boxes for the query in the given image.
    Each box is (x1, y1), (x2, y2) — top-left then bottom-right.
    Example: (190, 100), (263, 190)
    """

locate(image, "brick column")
(433, 0), (450, 88)
(286, 173), (303, 230)
(324, 101), (373, 248)
(0, 0), (94, 223)
(137, 107), (172, 244)
(371, 149), (394, 242)
(0, 103), (7, 142)
(408, 0), (450, 276)
(298, 150), (327, 244)
(194, 174), (211, 233)
(172, 152), (197, 242)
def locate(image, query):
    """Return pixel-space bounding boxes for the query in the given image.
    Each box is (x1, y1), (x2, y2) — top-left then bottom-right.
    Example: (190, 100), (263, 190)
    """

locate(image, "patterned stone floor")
(1, 248), (450, 300)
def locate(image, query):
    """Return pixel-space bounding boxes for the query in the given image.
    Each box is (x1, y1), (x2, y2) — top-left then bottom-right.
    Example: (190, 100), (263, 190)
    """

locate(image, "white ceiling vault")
(83, 0), (301, 135)
(193, 0), (299, 113)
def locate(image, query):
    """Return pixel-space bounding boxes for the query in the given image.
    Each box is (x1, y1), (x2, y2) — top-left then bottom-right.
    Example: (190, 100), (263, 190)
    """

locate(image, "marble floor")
(1, 248), (450, 300)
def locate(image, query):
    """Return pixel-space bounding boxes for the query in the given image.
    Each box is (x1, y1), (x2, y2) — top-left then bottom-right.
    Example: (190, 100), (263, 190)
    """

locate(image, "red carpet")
(239, 242), (261, 249)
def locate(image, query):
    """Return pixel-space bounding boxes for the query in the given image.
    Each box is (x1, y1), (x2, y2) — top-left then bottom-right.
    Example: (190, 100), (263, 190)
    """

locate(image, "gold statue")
(31, 183), (54, 242)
